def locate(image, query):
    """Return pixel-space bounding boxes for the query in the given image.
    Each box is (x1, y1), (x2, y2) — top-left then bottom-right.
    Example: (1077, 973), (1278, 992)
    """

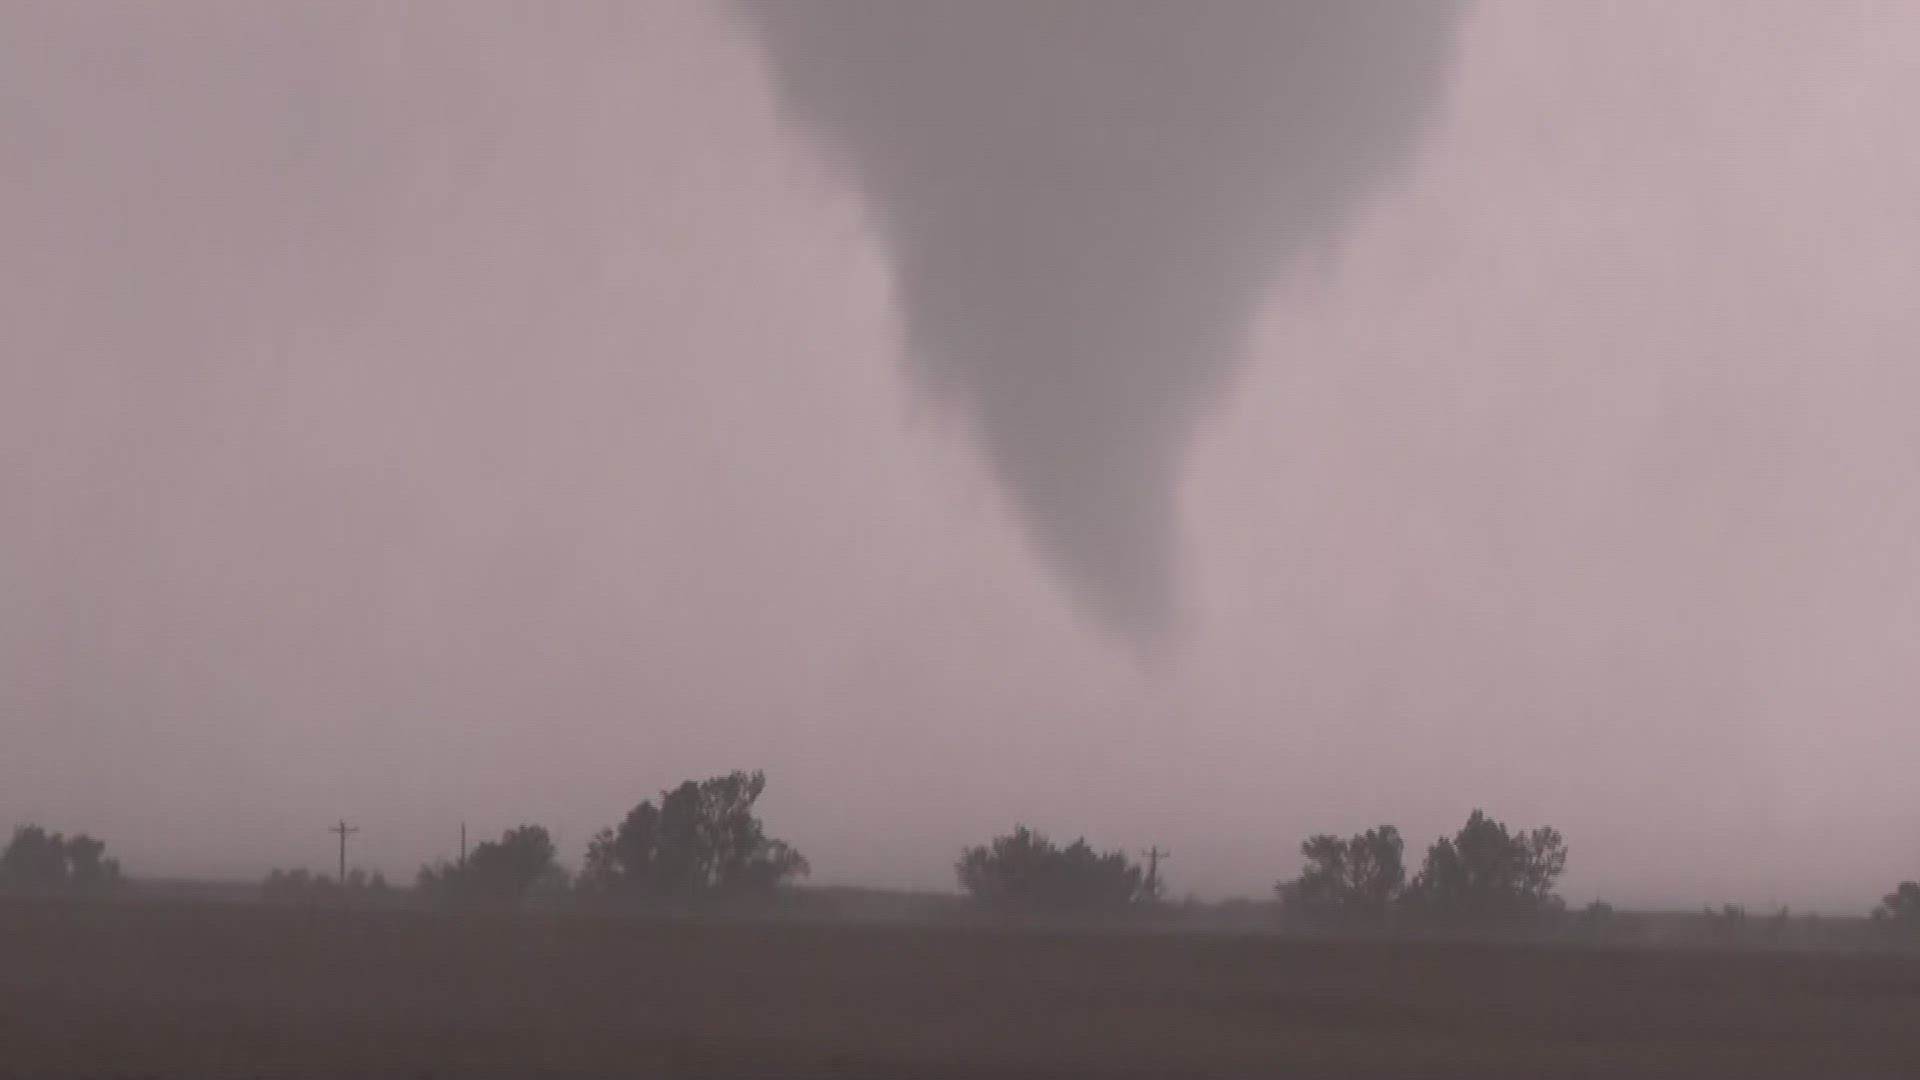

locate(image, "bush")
(1402, 810), (1566, 927)
(1874, 881), (1920, 929)
(955, 825), (1146, 911)
(1276, 826), (1405, 928)
(578, 771), (808, 902)
(261, 867), (392, 904)
(418, 824), (566, 903)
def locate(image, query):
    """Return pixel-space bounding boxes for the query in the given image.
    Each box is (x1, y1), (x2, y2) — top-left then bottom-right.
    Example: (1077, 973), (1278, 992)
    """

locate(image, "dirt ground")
(2, 897), (1917, 1078)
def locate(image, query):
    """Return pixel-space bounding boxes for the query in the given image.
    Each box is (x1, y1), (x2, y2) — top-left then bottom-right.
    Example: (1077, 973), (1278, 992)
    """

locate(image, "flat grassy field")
(3, 897), (1918, 1078)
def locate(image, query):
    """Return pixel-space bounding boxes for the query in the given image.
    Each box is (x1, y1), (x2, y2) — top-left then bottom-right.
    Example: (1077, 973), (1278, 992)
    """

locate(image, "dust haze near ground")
(5, 1), (1920, 911)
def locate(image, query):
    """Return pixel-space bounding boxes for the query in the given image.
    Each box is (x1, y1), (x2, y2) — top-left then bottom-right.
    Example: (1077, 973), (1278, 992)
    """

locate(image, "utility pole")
(460, 821), (467, 867)
(1142, 846), (1171, 901)
(329, 820), (359, 883)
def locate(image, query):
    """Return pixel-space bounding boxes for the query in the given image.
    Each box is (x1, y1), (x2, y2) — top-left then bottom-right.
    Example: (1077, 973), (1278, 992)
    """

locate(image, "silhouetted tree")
(0, 825), (122, 895)
(578, 771), (808, 901)
(1, 825), (66, 886)
(955, 825), (1146, 910)
(64, 834), (117, 890)
(417, 824), (565, 903)
(1874, 881), (1920, 928)
(1403, 810), (1566, 926)
(1277, 825), (1404, 927)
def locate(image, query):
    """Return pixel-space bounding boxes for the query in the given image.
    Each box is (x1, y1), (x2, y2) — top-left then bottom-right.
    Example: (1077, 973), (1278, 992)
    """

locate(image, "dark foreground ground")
(3, 897), (1919, 1078)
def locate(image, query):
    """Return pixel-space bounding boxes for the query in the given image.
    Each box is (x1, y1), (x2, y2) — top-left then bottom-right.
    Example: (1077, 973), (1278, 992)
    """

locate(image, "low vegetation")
(417, 823), (567, 902)
(1276, 811), (1567, 929)
(1277, 823), (1406, 927)
(577, 769), (809, 901)
(261, 866), (393, 903)
(1875, 879), (1920, 927)
(955, 825), (1150, 910)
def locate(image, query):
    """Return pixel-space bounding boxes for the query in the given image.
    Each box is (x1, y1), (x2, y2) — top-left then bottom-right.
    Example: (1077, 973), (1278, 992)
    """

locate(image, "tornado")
(739, 2), (1465, 642)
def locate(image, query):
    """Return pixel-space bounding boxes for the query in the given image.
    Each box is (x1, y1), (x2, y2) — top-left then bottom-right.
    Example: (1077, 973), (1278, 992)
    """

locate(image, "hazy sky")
(6, 1), (1920, 910)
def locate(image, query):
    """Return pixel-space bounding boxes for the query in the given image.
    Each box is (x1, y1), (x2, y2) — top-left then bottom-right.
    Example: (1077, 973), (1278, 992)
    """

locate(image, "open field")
(4, 897), (1920, 1078)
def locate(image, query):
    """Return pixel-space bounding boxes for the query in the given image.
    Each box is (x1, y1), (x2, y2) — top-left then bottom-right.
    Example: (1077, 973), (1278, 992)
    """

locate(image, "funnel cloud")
(742, 2), (1464, 638)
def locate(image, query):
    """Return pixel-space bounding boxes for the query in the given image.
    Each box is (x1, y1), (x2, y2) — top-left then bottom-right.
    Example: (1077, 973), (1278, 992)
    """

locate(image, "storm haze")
(5, 1), (1920, 912)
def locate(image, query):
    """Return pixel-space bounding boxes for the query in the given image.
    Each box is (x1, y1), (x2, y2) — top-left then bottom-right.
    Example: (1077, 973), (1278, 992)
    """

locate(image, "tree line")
(9, 774), (1920, 934)
(1275, 812), (1567, 928)
(0, 824), (122, 896)
(947, 810), (1569, 929)
(262, 770), (814, 905)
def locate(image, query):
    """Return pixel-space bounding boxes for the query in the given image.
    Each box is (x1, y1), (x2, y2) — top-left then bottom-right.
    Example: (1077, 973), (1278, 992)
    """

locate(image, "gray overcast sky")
(5, 1), (1920, 910)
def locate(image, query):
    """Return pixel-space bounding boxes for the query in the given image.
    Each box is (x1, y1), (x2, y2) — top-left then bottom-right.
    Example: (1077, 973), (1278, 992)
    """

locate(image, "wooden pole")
(329, 820), (359, 883)
(1142, 846), (1170, 900)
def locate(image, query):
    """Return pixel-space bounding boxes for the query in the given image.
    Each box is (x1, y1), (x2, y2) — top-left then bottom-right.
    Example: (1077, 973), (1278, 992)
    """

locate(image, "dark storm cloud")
(739, 1), (1464, 640)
